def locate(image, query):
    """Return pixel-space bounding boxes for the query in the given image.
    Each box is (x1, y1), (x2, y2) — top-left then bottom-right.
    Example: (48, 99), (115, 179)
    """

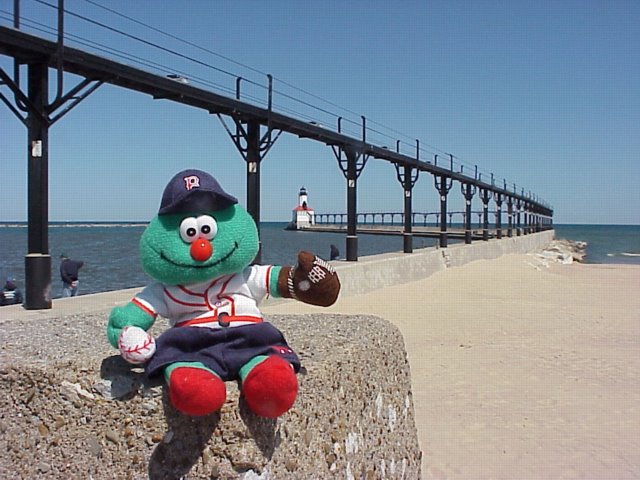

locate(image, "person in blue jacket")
(60, 253), (84, 297)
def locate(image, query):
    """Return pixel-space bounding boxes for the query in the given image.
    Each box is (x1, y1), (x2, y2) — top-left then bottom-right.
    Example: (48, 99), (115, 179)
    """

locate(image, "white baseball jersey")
(132, 265), (275, 329)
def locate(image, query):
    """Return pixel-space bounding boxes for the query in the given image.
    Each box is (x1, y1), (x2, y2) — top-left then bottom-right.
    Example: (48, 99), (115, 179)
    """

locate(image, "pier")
(0, 2), (552, 309)
(307, 209), (515, 240)
(301, 224), (483, 240)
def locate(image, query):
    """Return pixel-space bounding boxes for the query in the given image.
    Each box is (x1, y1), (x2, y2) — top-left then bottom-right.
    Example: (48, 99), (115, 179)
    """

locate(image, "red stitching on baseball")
(123, 336), (153, 354)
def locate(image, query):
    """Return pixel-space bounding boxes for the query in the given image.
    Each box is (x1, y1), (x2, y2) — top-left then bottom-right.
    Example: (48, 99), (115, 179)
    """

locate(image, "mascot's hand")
(107, 302), (155, 349)
(279, 251), (340, 307)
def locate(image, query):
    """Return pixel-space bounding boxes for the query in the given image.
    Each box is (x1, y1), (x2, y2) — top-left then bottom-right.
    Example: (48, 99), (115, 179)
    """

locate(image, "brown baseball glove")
(277, 251), (340, 307)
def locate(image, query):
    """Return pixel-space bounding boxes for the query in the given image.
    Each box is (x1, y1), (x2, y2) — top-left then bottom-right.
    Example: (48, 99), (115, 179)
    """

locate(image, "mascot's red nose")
(190, 238), (213, 262)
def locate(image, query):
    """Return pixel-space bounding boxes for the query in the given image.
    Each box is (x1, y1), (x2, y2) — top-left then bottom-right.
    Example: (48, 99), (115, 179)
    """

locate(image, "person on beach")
(0, 277), (23, 306)
(330, 244), (340, 260)
(60, 253), (84, 297)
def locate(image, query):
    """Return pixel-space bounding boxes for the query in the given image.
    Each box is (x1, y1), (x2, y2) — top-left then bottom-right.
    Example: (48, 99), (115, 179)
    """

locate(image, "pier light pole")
(461, 182), (477, 244)
(332, 117), (369, 261)
(25, 61), (52, 309)
(1, 37), (103, 309)
(218, 75), (282, 264)
(333, 144), (368, 261)
(506, 196), (514, 237)
(245, 121), (261, 243)
(400, 166), (416, 253)
(345, 148), (360, 260)
(394, 152), (419, 253)
(435, 174), (453, 248)
(493, 192), (503, 239)
(481, 189), (491, 241)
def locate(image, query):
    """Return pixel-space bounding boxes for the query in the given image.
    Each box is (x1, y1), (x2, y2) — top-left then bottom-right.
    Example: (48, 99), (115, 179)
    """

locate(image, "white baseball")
(118, 326), (156, 364)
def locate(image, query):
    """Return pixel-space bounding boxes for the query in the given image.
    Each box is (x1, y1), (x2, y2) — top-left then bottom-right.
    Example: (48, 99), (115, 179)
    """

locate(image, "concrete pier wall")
(324, 230), (555, 298)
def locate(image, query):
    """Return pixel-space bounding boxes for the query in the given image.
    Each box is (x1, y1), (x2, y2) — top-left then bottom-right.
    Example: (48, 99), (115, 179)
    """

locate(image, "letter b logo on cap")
(184, 175), (200, 191)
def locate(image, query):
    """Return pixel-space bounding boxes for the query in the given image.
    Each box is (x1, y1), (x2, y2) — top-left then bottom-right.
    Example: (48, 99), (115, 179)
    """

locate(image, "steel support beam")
(480, 189), (491, 241)
(507, 197), (514, 238)
(394, 159), (419, 254)
(25, 61), (52, 309)
(333, 117), (368, 262)
(344, 149), (359, 261)
(494, 192), (503, 239)
(245, 121), (262, 263)
(461, 182), (477, 244)
(435, 175), (453, 248)
(402, 168), (413, 253)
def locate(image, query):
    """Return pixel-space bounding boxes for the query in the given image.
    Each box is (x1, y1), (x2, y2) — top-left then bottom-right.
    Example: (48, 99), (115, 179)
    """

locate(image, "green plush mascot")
(107, 169), (340, 418)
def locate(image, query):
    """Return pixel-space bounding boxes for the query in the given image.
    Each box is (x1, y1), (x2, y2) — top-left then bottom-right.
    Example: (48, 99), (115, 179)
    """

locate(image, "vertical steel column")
(481, 189), (491, 241)
(218, 77), (282, 266)
(523, 203), (529, 235)
(394, 151), (419, 254)
(435, 175), (453, 248)
(333, 118), (368, 262)
(402, 166), (413, 253)
(345, 148), (358, 261)
(516, 200), (522, 236)
(507, 197), (514, 237)
(494, 192), (503, 239)
(25, 61), (52, 309)
(461, 182), (476, 244)
(245, 120), (262, 264)
(440, 185), (448, 247)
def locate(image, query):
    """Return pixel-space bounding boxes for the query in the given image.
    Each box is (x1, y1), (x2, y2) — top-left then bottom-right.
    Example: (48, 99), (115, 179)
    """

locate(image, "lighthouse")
(290, 187), (315, 229)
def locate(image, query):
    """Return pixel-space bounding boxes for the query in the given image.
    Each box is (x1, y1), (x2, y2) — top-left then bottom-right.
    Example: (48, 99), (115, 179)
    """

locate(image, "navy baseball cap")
(158, 169), (238, 215)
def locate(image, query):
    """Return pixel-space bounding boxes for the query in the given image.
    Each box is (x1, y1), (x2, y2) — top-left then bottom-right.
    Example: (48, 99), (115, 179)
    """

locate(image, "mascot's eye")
(179, 217), (200, 243)
(196, 215), (218, 240)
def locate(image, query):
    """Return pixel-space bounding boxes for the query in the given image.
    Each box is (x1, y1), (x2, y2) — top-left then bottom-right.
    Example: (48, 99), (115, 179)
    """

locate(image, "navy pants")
(146, 322), (300, 381)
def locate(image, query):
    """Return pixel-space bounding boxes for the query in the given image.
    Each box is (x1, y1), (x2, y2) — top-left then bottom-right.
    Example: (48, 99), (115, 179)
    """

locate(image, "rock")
(60, 380), (95, 401)
(533, 239), (587, 264)
(105, 430), (120, 445)
(86, 435), (102, 457)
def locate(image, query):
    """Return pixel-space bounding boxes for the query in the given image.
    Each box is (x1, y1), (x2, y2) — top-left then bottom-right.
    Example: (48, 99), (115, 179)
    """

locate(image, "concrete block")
(0, 312), (421, 479)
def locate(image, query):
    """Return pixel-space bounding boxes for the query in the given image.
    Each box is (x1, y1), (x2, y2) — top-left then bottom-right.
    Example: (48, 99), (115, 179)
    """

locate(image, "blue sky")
(1, 0), (638, 224)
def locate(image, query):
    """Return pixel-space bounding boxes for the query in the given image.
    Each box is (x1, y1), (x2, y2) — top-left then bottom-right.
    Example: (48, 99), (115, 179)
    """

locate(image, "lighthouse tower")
(291, 186), (315, 229)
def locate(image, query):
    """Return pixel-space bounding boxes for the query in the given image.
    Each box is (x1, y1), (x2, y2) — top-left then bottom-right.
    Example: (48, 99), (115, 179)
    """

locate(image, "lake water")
(0, 223), (637, 299)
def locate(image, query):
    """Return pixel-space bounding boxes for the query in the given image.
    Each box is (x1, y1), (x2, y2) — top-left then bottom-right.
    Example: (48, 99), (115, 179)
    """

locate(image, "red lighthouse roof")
(293, 205), (314, 212)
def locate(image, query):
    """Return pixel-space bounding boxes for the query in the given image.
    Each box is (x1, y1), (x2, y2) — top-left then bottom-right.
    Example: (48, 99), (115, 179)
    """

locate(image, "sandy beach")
(263, 253), (640, 479)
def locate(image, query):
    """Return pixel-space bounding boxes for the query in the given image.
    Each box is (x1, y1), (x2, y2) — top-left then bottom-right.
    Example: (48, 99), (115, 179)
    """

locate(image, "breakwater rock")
(534, 239), (587, 264)
(0, 312), (420, 479)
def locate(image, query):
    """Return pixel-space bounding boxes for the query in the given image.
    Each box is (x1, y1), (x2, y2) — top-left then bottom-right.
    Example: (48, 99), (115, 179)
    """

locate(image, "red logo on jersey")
(184, 175), (200, 190)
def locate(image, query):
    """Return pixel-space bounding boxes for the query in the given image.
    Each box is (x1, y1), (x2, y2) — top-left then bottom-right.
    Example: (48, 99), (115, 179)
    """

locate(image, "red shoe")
(168, 366), (226, 416)
(242, 356), (298, 418)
